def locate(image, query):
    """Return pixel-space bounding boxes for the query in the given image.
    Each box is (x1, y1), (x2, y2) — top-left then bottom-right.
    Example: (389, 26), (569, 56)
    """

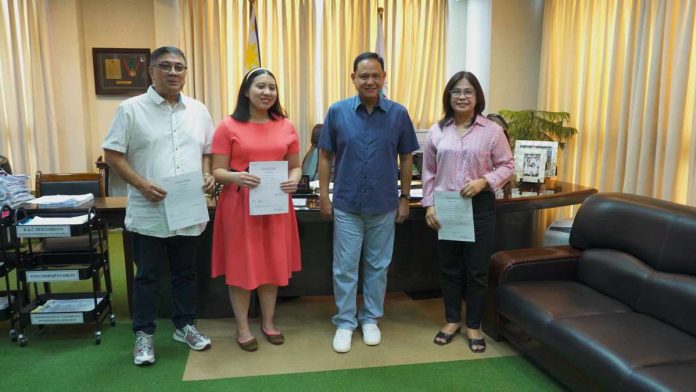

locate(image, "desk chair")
(301, 124), (322, 182)
(35, 171), (105, 198)
(95, 156), (110, 196)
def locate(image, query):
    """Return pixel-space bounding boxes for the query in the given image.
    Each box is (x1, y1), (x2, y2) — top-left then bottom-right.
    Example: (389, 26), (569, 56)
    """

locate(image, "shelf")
(18, 261), (104, 282)
(20, 292), (111, 325)
(26, 237), (107, 265)
(12, 206), (114, 345)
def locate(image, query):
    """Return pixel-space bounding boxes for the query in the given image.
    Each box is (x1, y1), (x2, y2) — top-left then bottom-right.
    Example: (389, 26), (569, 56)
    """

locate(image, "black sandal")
(468, 338), (486, 353)
(433, 327), (461, 345)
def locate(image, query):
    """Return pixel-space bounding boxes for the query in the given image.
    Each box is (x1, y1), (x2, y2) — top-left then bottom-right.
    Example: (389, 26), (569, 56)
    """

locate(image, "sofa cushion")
(636, 271), (696, 337)
(497, 281), (631, 336)
(620, 361), (696, 392)
(577, 249), (696, 337)
(577, 249), (651, 310)
(570, 193), (696, 276)
(545, 312), (696, 390)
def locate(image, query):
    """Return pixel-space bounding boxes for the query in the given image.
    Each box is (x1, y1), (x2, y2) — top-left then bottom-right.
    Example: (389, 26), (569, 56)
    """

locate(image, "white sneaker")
(361, 323), (381, 346)
(133, 331), (155, 366)
(333, 328), (353, 353)
(173, 324), (212, 351)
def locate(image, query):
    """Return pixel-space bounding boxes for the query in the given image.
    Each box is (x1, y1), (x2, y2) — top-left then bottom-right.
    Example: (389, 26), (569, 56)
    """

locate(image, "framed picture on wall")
(92, 48), (151, 95)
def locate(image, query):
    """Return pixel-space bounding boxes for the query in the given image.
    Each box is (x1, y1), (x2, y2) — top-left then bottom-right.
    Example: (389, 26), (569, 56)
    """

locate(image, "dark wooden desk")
(90, 182), (596, 318)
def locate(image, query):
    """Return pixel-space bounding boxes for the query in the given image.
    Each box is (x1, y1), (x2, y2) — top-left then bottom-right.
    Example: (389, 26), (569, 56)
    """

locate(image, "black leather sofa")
(484, 193), (696, 391)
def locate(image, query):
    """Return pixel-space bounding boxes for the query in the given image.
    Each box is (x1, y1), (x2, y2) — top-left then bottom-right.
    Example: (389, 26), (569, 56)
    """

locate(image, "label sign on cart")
(30, 312), (84, 324)
(16, 225), (71, 238)
(26, 270), (79, 282)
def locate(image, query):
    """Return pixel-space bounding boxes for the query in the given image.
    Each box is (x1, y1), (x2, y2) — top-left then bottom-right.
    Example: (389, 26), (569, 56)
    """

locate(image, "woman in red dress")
(210, 68), (301, 351)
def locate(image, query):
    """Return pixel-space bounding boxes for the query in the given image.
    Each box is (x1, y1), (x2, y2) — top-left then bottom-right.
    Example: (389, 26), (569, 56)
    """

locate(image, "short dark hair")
(232, 68), (287, 122)
(353, 52), (384, 72)
(439, 71), (486, 129)
(150, 46), (187, 65)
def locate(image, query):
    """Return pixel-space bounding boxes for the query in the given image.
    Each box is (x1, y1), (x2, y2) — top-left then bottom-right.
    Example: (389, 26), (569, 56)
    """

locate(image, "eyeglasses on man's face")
(153, 62), (187, 73)
(449, 89), (476, 98)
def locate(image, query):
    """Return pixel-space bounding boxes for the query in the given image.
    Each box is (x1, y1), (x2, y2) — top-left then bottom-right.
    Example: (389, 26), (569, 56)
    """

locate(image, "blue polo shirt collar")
(351, 95), (391, 113)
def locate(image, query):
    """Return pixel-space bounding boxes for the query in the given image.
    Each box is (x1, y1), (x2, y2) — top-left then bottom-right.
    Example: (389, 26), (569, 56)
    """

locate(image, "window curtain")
(539, 0), (696, 206)
(178, 0), (447, 149)
(320, 0), (447, 129)
(0, 0), (59, 175)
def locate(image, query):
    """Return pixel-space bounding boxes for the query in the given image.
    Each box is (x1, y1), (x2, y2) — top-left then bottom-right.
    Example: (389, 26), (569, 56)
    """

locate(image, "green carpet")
(0, 233), (563, 391)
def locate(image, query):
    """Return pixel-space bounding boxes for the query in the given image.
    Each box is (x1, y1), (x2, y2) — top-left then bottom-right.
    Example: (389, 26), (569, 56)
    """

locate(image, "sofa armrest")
(483, 245), (582, 341)
(491, 245), (582, 285)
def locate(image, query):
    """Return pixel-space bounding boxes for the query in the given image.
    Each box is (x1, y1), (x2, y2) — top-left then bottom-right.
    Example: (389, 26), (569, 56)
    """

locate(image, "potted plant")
(498, 110), (577, 148)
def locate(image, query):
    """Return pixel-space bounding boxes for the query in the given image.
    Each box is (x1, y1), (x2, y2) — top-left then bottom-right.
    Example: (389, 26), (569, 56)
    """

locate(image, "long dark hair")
(231, 68), (287, 122)
(438, 71), (485, 129)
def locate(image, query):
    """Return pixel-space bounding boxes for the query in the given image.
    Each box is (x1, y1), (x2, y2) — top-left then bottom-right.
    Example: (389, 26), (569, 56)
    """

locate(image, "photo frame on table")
(92, 48), (151, 95)
(514, 140), (559, 178)
(519, 147), (548, 183)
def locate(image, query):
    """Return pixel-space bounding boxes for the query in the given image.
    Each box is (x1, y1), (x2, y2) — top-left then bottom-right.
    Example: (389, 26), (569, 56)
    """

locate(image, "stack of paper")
(0, 170), (33, 207)
(31, 297), (104, 313)
(18, 214), (91, 226)
(29, 193), (94, 208)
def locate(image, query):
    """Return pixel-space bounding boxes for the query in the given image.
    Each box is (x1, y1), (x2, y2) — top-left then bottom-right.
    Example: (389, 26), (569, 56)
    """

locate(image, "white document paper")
(434, 191), (475, 242)
(32, 297), (104, 313)
(160, 171), (209, 231)
(249, 161), (289, 216)
(29, 194), (94, 208)
(20, 215), (89, 225)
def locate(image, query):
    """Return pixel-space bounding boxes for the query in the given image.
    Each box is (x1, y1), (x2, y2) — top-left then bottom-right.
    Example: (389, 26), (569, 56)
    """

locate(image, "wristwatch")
(399, 193), (411, 201)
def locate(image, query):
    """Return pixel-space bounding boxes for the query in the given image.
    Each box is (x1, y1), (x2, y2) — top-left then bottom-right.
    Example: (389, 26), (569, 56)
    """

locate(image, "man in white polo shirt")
(102, 46), (215, 366)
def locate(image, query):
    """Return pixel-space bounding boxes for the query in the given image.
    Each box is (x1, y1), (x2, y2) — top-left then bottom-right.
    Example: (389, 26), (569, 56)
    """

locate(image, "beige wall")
(47, 0), (156, 173)
(488, 0), (544, 113)
(82, 0), (156, 166)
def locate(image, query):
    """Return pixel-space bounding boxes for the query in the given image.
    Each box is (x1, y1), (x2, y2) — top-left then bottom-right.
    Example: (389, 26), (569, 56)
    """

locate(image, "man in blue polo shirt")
(318, 52), (419, 353)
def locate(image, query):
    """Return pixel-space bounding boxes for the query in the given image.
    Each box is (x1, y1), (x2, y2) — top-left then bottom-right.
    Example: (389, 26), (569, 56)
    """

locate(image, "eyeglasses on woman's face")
(449, 89), (476, 98)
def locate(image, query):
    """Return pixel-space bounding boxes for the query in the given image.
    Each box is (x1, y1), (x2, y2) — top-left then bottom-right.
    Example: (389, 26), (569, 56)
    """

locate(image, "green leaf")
(498, 109), (578, 148)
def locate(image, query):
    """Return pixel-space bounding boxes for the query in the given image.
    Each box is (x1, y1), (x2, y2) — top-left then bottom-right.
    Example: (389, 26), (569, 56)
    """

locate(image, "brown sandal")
(236, 334), (258, 352)
(261, 327), (285, 345)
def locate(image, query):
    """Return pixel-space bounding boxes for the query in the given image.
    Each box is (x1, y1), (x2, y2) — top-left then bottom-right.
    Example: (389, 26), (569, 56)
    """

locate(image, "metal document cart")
(0, 205), (21, 341)
(13, 206), (115, 346)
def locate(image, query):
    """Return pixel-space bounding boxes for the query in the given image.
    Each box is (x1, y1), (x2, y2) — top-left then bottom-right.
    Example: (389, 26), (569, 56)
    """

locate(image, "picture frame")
(514, 140), (559, 178)
(92, 48), (151, 95)
(519, 147), (548, 183)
